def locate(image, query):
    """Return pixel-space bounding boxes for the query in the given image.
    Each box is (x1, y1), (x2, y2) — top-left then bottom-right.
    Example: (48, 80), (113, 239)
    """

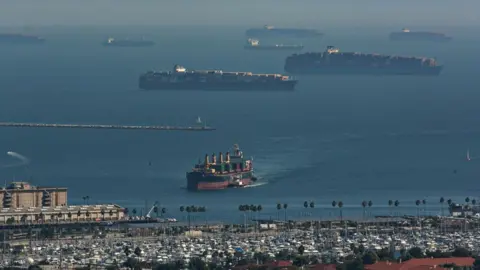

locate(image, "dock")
(0, 122), (215, 131)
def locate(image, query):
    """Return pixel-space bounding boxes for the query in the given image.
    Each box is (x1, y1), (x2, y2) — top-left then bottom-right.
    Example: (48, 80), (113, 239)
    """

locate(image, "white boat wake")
(1, 151), (30, 168)
(245, 181), (269, 188)
(467, 149), (477, 161)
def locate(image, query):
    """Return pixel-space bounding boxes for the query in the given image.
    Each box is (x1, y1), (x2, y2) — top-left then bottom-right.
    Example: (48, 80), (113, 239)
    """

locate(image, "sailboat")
(467, 149), (471, 161)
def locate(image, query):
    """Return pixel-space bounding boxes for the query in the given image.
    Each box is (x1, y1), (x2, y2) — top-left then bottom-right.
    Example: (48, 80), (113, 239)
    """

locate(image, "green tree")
(452, 247), (471, 257)
(298, 245), (305, 255)
(343, 258), (364, 270)
(408, 247), (423, 258)
(362, 251), (378, 265)
(188, 257), (207, 270)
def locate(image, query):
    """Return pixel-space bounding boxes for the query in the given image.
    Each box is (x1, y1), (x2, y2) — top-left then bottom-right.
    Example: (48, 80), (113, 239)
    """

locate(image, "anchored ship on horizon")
(187, 144), (257, 191)
(102, 37), (155, 47)
(389, 28), (452, 42)
(139, 65), (297, 91)
(0, 33), (45, 44)
(284, 46), (443, 76)
(246, 25), (323, 38)
(244, 38), (304, 51)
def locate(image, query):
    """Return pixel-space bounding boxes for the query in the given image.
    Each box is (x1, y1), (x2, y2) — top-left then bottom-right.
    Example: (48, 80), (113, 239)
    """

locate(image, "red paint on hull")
(196, 181), (229, 190)
(195, 178), (254, 190)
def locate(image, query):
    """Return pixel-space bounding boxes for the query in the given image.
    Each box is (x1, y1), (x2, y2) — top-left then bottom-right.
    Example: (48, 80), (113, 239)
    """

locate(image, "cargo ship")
(102, 37), (155, 47)
(139, 65), (297, 91)
(244, 39), (304, 51)
(284, 46), (443, 76)
(0, 33), (45, 44)
(246, 25), (323, 38)
(389, 28), (452, 42)
(187, 144), (257, 191)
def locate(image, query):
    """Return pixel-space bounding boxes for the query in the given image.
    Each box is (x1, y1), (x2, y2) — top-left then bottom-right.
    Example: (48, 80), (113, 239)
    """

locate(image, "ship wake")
(244, 181), (268, 188)
(1, 151), (30, 168)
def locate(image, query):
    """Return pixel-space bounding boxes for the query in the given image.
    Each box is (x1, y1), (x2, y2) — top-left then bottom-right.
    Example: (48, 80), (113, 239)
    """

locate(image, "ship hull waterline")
(284, 66), (442, 76)
(139, 81), (297, 91)
(187, 171), (256, 191)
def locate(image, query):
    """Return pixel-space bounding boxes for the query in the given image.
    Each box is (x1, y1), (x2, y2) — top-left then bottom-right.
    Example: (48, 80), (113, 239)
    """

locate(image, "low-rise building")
(0, 181), (125, 223)
(0, 204), (125, 223)
(0, 181), (67, 208)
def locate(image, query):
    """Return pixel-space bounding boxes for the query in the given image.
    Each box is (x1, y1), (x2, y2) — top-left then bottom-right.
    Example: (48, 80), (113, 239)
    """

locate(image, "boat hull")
(246, 29), (323, 38)
(186, 171), (255, 191)
(0, 37), (45, 44)
(284, 65), (443, 76)
(244, 45), (304, 51)
(103, 41), (155, 47)
(389, 33), (452, 42)
(139, 80), (297, 91)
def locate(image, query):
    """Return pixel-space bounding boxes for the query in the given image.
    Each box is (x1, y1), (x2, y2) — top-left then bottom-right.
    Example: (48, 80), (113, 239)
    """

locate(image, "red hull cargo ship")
(186, 144), (257, 191)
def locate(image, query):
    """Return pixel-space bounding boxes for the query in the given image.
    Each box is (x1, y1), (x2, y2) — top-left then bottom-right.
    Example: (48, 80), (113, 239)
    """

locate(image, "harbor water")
(0, 25), (480, 223)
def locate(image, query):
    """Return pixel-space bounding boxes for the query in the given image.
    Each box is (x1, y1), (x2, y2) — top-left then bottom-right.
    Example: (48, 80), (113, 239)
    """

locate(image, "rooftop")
(0, 204), (123, 215)
(1, 181), (67, 191)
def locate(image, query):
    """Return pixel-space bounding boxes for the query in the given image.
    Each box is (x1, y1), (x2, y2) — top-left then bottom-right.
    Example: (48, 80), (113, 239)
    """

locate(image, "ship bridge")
(173, 65), (186, 73)
(326, 46), (340, 54)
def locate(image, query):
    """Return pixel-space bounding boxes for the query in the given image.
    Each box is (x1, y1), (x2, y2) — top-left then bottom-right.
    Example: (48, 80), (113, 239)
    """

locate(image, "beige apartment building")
(0, 181), (67, 208)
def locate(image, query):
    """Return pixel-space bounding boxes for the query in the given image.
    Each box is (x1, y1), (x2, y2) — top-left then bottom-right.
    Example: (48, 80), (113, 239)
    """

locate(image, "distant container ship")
(244, 38), (304, 51)
(0, 33), (45, 44)
(102, 37), (155, 47)
(139, 65), (297, 91)
(284, 46), (443, 76)
(389, 28), (452, 42)
(187, 144), (257, 191)
(246, 25), (323, 38)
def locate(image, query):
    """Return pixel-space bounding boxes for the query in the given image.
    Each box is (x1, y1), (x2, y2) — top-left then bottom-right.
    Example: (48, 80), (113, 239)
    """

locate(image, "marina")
(0, 122), (215, 131)
(1, 215), (480, 269)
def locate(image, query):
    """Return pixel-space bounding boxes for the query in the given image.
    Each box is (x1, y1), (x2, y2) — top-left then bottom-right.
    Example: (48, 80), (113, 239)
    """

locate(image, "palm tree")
(283, 203), (288, 222)
(239, 205), (247, 231)
(332, 200), (337, 220)
(67, 212), (72, 221)
(85, 211), (90, 220)
(153, 206), (158, 217)
(132, 208), (137, 216)
(101, 209), (105, 220)
(186, 206), (192, 229)
(57, 212), (63, 222)
(161, 207), (166, 217)
(276, 203), (282, 220)
(388, 200), (393, 216)
(447, 199), (452, 206)
(82, 196), (90, 205)
(109, 209), (113, 219)
(422, 199), (427, 215)
(466, 197), (470, 205)
(361, 201), (367, 220)
(415, 200), (421, 218)
(303, 201), (308, 218)
(338, 201), (344, 221)
(77, 210), (82, 221)
(394, 200), (400, 217)
(21, 214), (28, 223)
(368, 200), (373, 218)
(440, 197), (445, 217)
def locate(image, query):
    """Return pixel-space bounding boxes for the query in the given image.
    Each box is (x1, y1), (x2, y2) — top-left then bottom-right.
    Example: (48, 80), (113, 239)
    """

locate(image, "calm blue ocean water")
(0, 25), (479, 222)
